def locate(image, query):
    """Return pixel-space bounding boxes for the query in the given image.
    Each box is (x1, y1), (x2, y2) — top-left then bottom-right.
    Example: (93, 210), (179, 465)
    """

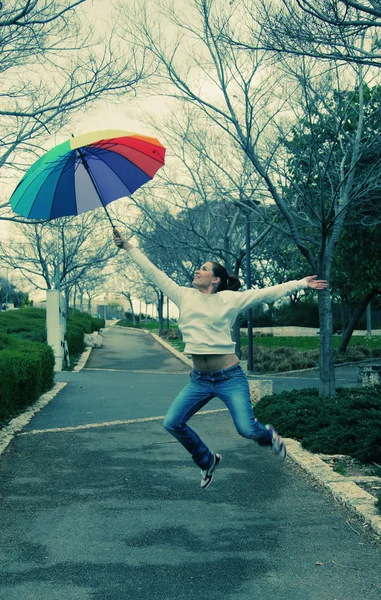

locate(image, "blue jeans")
(163, 364), (272, 470)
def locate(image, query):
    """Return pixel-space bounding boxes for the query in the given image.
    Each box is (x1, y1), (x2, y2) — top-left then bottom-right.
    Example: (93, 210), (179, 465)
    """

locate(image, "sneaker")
(265, 425), (287, 460)
(200, 453), (222, 490)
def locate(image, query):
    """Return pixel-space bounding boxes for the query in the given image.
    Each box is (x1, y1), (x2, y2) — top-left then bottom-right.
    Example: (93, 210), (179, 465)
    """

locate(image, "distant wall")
(240, 326), (381, 337)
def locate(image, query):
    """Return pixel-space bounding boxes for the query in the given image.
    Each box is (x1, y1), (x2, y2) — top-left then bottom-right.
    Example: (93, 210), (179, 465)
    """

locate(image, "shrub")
(254, 386), (381, 464)
(0, 307), (46, 342)
(0, 333), (54, 425)
(240, 345), (320, 372)
(66, 311), (105, 357)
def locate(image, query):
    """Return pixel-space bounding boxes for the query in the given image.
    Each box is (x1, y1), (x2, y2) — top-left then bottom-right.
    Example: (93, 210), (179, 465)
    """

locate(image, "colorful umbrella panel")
(10, 130), (166, 220)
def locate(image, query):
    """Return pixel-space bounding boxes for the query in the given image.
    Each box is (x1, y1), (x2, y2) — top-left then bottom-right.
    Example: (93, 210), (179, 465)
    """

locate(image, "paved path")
(0, 327), (380, 600)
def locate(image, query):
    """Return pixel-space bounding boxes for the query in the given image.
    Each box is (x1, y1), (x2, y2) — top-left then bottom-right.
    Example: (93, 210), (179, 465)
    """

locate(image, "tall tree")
(121, 0), (381, 395)
(236, 0), (381, 69)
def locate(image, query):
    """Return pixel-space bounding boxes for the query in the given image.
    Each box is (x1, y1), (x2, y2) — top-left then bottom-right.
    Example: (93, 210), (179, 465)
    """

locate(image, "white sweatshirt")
(129, 247), (308, 355)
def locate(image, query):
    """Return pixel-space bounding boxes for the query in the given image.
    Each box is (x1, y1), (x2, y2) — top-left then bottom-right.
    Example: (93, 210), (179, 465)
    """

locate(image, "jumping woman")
(113, 229), (328, 489)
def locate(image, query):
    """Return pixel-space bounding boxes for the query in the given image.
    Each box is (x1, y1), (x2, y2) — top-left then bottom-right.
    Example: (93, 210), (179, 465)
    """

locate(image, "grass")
(159, 331), (381, 357)
(240, 335), (381, 351)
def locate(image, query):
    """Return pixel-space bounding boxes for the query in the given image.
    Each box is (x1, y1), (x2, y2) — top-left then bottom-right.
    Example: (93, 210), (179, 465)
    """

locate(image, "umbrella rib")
(86, 149), (135, 196)
(76, 148), (115, 228)
(18, 156), (68, 218)
(49, 153), (76, 219)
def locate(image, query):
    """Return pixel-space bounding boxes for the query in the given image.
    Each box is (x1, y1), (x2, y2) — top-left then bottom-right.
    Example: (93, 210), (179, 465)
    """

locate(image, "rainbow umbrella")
(9, 130), (166, 227)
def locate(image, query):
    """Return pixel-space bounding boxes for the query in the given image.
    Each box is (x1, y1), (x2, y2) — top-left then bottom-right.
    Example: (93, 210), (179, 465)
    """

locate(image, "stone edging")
(285, 438), (381, 536)
(150, 332), (193, 368)
(73, 346), (92, 371)
(0, 382), (67, 456)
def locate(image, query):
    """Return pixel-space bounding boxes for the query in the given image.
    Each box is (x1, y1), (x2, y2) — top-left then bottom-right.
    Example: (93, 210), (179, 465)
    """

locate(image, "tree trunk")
(158, 291), (164, 335)
(127, 297), (136, 325)
(65, 289), (70, 316)
(366, 303), (372, 338)
(72, 286), (77, 315)
(338, 291), (377, 353)
(318, 292), (336, 397)
(341, 300), (346, 334)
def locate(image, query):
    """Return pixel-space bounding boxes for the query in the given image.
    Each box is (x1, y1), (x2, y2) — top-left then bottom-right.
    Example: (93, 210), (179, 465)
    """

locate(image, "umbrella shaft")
(77, 148), (114, 228)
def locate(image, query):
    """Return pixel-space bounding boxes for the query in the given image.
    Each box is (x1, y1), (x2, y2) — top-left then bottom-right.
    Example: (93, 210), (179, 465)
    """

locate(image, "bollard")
(247, 379), (273, 405)
(358, 365), (381, 387)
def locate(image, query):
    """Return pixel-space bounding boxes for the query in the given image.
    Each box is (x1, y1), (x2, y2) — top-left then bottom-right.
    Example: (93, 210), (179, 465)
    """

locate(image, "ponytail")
(226, 274), (241, 291)
(211, 262), (241, 292)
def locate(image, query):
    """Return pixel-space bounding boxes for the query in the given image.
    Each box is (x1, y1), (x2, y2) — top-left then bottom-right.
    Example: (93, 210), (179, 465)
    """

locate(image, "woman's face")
(192, 262), (220, 291)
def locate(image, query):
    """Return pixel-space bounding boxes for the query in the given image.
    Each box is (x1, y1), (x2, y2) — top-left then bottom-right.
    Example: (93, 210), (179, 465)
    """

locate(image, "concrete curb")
(149, 330), (381, 537)
(0, 382), (67, 456)
(150, 332), (193, 368)
(73, 346), (92, 372)
(285, 439), (381, 536)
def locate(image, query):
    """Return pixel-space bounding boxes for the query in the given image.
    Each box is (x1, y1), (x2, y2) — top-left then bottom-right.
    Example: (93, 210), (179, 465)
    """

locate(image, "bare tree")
(0, 0), (151, 222)
(120, 0), (381, 395)
(243, 0), (381, 69)
(0, 214), (118, 305)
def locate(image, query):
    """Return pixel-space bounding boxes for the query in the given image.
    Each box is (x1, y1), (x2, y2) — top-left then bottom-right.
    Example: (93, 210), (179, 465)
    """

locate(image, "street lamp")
(245, 212), (254, 372)
(235, 199), (256, 373)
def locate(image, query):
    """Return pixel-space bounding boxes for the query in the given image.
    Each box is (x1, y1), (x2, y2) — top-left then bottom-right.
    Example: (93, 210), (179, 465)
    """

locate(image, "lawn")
(240, 335), (381, 351)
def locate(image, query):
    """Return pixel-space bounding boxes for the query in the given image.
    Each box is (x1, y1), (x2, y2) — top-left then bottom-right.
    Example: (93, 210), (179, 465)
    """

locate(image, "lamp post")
(245, 212), (254, 373)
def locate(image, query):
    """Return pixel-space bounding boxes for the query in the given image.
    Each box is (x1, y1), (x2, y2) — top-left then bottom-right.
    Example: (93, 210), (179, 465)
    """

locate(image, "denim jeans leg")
(216, 368), (272, 446)
(163, 377), (215, 470)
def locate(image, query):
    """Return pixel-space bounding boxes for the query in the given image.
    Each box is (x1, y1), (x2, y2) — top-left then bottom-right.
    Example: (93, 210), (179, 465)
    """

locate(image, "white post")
(46, 289), (65, 371)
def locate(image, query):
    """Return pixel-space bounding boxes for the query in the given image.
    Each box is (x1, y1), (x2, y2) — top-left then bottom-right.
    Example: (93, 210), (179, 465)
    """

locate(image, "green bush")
(240, 345), (320, 372)
(254, 386), (381, 464)
(65, 311), (105, 357)
(0, 332), (54, 425)
(0, 307), (46, 342)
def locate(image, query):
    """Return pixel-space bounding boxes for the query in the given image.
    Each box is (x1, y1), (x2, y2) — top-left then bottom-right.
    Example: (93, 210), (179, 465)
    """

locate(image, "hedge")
(0, 308), (105, 361)
(0, 309), (105, 424)
(0, 332), (55, 425)
(254, 386), (381, 464)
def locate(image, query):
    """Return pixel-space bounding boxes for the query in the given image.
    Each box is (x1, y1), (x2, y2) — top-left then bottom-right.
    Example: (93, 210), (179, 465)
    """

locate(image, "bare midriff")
(191, 353), (239, 372)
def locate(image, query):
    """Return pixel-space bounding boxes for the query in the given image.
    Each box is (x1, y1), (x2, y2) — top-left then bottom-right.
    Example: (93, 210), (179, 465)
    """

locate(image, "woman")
(113, 229), (328, 490)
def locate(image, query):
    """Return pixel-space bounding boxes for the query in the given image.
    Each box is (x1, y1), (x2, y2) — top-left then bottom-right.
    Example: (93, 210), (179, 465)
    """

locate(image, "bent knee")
(235, 420), (261, 440)
(237, 427), (257, 439)
(163, 416), (182, 432)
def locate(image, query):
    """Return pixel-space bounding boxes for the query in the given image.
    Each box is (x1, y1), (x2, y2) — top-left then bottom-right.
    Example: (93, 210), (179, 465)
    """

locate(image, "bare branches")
(237, 0), (381, 68)
(0, 213), (118, 292)
(1, 1), (151, 222)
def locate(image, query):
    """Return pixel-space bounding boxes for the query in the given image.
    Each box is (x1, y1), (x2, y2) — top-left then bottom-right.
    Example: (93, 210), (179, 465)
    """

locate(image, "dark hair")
(211, 262), (241, 292)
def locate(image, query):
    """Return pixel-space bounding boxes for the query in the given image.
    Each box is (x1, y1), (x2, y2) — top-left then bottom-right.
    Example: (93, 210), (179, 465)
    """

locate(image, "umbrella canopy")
(9, 130), (166, 222)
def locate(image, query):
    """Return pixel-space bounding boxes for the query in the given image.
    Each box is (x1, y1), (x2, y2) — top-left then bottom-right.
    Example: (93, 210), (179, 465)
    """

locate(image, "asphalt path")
(0, 326), (380, 600)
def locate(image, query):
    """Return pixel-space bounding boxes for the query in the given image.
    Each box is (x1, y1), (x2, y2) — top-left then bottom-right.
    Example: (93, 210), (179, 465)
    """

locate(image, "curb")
(149, 330), (381, 537)
(73, 346), (92, 371)
(0, 382), (67, 456)
(150, 332), (193, 368)
(285, 439), (381, 536)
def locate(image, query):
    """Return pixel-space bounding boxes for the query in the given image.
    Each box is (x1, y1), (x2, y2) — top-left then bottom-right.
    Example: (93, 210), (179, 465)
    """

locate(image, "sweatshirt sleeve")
(128, 247), (183, 307)
(235, 278), (308, 312)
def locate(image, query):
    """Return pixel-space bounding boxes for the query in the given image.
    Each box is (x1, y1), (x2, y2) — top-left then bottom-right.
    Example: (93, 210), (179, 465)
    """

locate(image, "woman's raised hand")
(113, 228), (134, 251)
(305, 275), (328, 290)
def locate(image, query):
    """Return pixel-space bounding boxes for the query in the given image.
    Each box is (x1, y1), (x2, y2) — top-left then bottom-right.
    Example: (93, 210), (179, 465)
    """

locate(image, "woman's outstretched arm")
(113, 229), (183, 307)
(235, 275), (328, 312)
